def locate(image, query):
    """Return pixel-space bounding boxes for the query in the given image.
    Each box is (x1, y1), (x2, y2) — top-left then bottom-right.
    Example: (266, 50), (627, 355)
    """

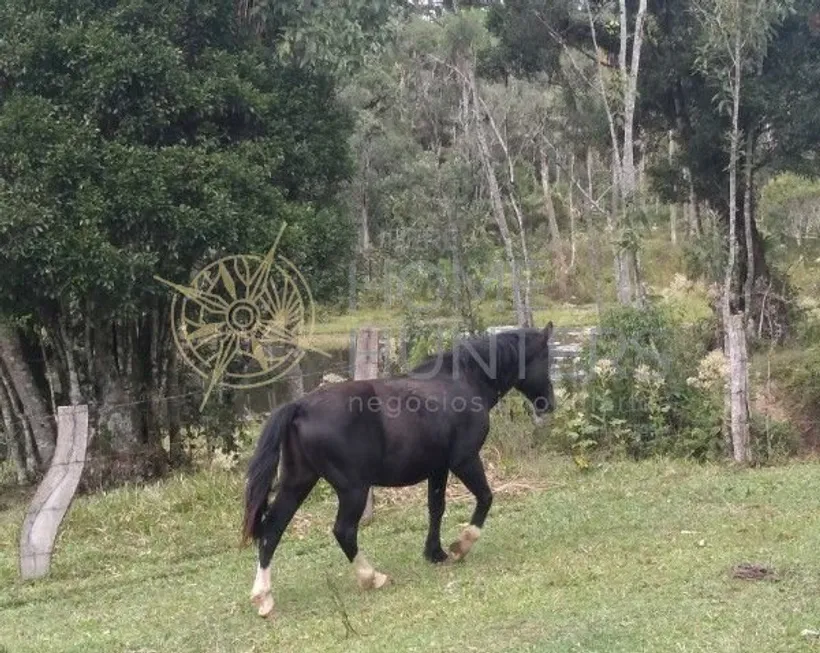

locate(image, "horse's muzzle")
(532, 396), (555, 418)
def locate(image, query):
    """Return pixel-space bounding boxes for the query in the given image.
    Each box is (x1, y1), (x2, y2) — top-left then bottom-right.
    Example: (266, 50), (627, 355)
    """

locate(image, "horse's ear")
(543, 321), (553, 339)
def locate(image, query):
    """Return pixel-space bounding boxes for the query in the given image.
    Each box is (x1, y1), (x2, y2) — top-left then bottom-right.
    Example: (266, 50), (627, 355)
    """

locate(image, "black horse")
(241, 322), (555, 618)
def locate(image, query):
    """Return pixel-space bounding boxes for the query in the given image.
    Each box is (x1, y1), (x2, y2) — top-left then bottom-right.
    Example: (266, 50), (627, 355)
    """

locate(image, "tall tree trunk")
(479, 92), (533, 326)
(619, 0), (648, 306)
(54, 316), (82, 405)
(0, 371), (32, 482)
(466, 65), (527, 326)
(166, 344), (183, 465)
(724, 29), (751, 464)
(726, 313), (751, 462)
(611, 154), (640, 305)
(619, 0), (649, 196)
(586, 147), (595, 220)
(437, 138), (475, 329)
(94, 322), (140, 453)
(587, 0), (646, 306)
(638, 135), (647, 213)
(0, 323), (56, 467)
(569, 152), (577, 270)
(539, 147), (567, 265)
(795, 211), (806, 246)
(669, 131), (678, 245)
(39, 330), (58, 416)
(721, 306), (733, 456)
(134, 318), (165, 476)
(359, 148), (372, 259)
(509, 195), (534, 327)
(686, 169), (701, 236)
(670, 206), (678, 245)
(448, 209), (470, 324)
(585, 148), (605, 315)
(0, 410), (31, 485)
(743, 131), (755, 336)
(360, 197), (371, 254)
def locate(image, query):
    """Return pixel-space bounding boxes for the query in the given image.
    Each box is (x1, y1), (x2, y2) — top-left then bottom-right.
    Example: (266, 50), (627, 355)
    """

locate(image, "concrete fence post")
(19, 404), (89, 580)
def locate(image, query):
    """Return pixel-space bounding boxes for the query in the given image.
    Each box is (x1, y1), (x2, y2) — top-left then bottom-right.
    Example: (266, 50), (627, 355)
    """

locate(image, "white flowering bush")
(551, 303), (725, 461)
(686, 350), (728, 391)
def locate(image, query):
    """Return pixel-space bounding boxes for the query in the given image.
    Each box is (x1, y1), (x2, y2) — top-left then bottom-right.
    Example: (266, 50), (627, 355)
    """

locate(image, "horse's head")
(514, 321), (556, 417)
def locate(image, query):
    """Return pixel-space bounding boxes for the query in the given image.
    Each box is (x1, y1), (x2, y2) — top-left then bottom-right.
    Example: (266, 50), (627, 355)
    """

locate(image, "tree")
(692, 0), (794, 463)
(485, 0), (650, 305)
(342, 10), (537, 327)
(0, 0), (359, 476)
(0, 322), (56, 474)
(639, 0), (820, 340)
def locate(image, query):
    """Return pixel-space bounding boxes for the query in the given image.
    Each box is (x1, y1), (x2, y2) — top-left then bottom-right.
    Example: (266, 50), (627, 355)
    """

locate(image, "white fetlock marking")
(450, 525), (481, 560)
(251, 564), (274, 617)
(353, 553), (388, 589)
(251, 564), (271, 597)
(353, 552), (375, 587)
(462, 525), (481, 545)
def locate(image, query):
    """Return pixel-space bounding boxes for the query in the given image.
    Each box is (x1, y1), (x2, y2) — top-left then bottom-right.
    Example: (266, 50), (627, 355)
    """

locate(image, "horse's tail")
(241, 401), (300, 545)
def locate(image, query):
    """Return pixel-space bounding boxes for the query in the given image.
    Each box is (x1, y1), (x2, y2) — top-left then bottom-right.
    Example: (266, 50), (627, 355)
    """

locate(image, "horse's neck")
(462, 366), (517, 410)
(460, 335), (525, 408)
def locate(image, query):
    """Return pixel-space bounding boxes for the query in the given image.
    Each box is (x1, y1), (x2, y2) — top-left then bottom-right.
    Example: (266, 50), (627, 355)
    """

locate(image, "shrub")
(549, 302), (726, 462)
(750, 413), (802, 464)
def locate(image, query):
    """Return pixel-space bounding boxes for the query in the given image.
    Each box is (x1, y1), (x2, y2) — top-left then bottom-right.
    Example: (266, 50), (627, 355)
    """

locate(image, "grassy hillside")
(2, 455), (819, 653)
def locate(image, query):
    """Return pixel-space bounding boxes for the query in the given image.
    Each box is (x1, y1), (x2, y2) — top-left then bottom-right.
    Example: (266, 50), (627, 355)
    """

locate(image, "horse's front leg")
(423, 469), (449, 563)
(448, 455), (492, 562)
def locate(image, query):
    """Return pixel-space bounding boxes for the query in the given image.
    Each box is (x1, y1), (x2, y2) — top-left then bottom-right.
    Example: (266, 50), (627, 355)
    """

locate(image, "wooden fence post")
(19, 405), (89, 580)
(354, 327), (379, 526)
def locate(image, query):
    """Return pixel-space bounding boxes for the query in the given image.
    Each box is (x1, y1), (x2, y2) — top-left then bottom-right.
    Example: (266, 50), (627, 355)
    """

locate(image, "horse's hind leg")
(332, 487), (389, 589)
(448, 455), (493, 562)
(251, 475), (317, 618)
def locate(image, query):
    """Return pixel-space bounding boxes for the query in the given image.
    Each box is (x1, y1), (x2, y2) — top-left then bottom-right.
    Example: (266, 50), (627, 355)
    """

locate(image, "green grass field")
(308, 304), (603, 349)
(2, 455), (819, 653)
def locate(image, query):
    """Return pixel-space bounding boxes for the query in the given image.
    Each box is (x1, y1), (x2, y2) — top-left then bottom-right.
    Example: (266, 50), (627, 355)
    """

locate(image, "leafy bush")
(761, 343), (820, 455)
(550, 302), (726, 462)
(750, 413), (802, 464)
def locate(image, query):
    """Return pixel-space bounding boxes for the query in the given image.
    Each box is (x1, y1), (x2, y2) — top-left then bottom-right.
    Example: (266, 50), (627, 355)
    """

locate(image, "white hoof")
(448, 525), (481, 562)
(353, 553), (390, 590)
(251, 591), (275, 618)
(250, 564), (273, 617)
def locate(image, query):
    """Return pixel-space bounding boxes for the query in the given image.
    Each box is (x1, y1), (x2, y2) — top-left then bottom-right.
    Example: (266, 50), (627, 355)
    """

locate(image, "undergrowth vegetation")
(549, 303), (724, 464)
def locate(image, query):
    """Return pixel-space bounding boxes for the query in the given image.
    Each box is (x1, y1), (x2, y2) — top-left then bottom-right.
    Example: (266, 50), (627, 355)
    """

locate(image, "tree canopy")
(0, 0), (365, 467)
(0, 0), (356, 314)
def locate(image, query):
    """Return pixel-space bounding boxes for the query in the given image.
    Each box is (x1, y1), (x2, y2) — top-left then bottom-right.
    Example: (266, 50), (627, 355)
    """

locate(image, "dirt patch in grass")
(731, 563), (781, 582)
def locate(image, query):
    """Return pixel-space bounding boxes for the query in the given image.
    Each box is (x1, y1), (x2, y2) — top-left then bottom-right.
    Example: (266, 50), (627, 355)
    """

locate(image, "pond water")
(233, 345), (351, 415)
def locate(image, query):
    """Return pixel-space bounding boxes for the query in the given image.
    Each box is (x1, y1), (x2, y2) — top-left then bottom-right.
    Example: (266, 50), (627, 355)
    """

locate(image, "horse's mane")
(410, 328), (542, 389)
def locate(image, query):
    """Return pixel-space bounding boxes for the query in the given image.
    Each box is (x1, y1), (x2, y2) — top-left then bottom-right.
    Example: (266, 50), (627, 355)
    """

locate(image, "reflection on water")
(233, 346), (351, 415)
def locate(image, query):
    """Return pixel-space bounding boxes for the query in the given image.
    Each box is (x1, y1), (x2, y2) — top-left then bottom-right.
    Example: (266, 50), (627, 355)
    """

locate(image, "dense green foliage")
(551, 305), (721, 462)
(0, 0), (368, 469)
(0, 0), (355, 313)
